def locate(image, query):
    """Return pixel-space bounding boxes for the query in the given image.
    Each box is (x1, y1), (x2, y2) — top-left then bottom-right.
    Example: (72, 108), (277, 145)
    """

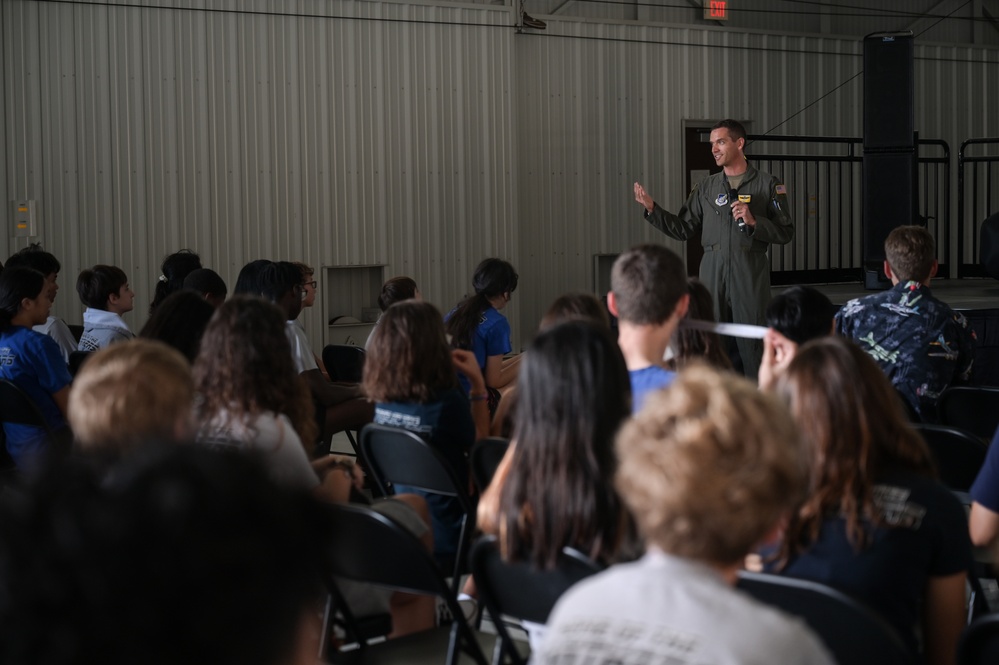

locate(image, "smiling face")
(709, 127), (745, 171)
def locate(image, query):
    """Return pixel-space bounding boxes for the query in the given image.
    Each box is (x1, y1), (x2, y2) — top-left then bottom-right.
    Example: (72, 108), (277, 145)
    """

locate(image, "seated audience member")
(364, 300), (489, 566)
(536, 366), (832, 665)
(769, 337), (970, 665)
(194, 295), (434, 635)
(968, 427), (999, 555)
(607, 244), (689, 413)
(182, 267), (227, 307)
(446, 259), (521, 414)
(139, 290), (216, 363)
(237, 261), (370, 447)
(490, 291), (613, 438)
(836, 225), (974, 419)
(366, 276), (421, 348)
(68, 339), (194, 458)
(193, 296), (325, 492)
(149, 249), (202, 314)
(0, 445), (337, 665)
(292, 261), (331, 379)
(758, 285), (837, 389)
(478, 320), (639, 647)
(0, 268), (73, 467)
(233, 259), (271, 295)
(666, 277), (732, 372)
(5, 244), (77, 363)
(77, 264), (135, 350)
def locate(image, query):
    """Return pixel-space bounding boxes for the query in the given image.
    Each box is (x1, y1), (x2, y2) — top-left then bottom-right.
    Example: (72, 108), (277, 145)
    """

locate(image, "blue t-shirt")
(766, 470), (971, 656)
(970, 427), (999, 511)
(446, 306), (512, 391)
(374, 387), (475, 562)
(0, 326), (72, 466)
(629, 366), (676, 414)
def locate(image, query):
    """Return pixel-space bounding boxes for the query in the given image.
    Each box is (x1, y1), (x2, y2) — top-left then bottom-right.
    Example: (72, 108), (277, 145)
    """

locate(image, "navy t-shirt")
(445, 306), (512, 392)
(767, 470), (971, 655)
(374, 387), (475, 562)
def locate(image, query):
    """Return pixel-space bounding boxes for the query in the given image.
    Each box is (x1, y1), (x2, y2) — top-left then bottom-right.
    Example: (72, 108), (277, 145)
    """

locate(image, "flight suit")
(644, 164), (793, 377)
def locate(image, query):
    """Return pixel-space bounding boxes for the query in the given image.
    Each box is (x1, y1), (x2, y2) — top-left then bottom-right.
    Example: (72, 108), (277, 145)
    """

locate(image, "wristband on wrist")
(469, 391), (489, 402)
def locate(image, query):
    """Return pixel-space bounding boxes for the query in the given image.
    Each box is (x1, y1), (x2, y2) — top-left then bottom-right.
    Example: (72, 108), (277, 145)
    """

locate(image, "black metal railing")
(738, 134), (950, 284)
(957, 138), (999, 278)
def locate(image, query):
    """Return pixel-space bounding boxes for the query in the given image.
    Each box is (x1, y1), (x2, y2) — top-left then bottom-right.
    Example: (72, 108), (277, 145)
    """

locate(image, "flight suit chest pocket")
(701, 194), (724, 247)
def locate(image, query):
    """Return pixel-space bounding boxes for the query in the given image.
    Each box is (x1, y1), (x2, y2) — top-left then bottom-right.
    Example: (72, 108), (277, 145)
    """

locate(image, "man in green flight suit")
(633, 119), (793, 379)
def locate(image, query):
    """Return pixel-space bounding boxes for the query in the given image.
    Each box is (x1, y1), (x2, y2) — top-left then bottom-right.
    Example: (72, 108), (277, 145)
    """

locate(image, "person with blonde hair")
(68, 339), (195, 457)
(536, 365), (832, 665)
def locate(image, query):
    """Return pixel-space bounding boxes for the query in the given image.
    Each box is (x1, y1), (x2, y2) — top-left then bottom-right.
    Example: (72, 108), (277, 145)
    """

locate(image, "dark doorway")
(683, 126), (720, 277)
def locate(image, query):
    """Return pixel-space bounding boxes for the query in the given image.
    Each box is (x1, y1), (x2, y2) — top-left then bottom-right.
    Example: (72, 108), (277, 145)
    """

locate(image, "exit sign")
(703, 0), (728, 20)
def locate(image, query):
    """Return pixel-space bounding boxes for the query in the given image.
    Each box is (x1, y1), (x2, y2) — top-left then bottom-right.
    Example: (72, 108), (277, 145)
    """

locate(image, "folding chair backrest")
(471, 536), (601, 625)
(915, 424), (988, 494)
(68, 350), (93, 377)
(959, 613), (999, 665)
(322, 344), (366, 383)
(470, 437), (510, 493)
(0, 379), (54, 432)
(360, 424), (471, 511)
(736, 571), (915, 665)
(325, 503), (489, 665)
(939, 386), (999, 441)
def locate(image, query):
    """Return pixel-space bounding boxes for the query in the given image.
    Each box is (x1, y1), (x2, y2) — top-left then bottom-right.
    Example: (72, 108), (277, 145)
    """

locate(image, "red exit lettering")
(710, 1), (727, 18)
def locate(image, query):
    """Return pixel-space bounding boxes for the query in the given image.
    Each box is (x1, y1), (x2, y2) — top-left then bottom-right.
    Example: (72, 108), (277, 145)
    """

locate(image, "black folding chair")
(360, 424), (476, 594)
(736, 571), (916, 665)
(959, 612), (999, 665)
(470, 536), (602, 665)
(318, 345), (367, 456)
(915, 424), (988, 500)
(324, 503), (490, 665)
(0, 379), (69, 472)
(938, 386), (999, 442)
(322, 344), (367, 383)
(470, 437), (510, 494)
(68, 350), (93, 377)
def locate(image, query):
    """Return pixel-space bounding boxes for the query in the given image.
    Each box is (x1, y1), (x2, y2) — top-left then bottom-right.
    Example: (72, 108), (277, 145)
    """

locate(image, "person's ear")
(674, 293), (690, 320)
(929, 260), (939, 279)
(883, 260), (894, 281)
(607, 291), (619, 316)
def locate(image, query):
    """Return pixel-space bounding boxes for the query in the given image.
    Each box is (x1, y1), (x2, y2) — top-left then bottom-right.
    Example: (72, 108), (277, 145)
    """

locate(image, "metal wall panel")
(2, 0), (997, 349)
(3, 0), (517, 348)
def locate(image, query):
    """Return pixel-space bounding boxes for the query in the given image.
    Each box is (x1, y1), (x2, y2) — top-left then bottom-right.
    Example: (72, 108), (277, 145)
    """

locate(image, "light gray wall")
(3, 0), (998, 348)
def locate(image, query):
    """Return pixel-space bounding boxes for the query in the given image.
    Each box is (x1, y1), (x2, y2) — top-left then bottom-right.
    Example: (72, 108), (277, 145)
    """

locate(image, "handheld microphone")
(730, 188), (747, 232)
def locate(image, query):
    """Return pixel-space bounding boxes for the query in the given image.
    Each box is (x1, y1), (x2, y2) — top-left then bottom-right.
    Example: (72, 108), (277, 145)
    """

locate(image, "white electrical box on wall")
(11, 200), (38, 238)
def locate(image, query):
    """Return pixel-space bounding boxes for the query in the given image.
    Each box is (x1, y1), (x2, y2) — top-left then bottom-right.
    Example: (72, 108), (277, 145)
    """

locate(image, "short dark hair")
(233, 260), (273, 297)
(378, 276), (419, 311)
(0, 444), (335, 665)
(6, 243), (61, 276)
(540, 292), (610, 330)
(610, 244), (687, 325)
(765, 286), (836, 345)
(139, 290), (217, 363)
(711, 118), (747, 143)
(183, 268), (228, 300)
(885, 225), (936, 283)
(257, 261), (302, 306)
(77, 265), (128, 310)
(0, 267), (46, 330)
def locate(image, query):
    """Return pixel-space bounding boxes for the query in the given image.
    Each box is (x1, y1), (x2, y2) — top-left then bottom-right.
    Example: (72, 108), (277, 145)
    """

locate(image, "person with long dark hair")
(768, 337), (970, 665)
(445, 258), (521, 413)
(149, 249), (202, 314)
(0, 267), (73, 466)
(476, 320), (639, 645)
(364, 300), (489, 566)
(666, 277), (732, 372)
(139, 290), (216, 363)
(480, 320), (637, 566)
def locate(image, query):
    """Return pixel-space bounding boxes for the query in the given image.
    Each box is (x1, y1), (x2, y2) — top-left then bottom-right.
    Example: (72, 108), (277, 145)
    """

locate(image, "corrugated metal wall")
(2, 0), (998, 348)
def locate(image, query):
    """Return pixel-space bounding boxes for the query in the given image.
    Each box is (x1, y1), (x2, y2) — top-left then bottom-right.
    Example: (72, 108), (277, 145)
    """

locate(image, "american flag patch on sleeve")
(775, 184), (787, 195)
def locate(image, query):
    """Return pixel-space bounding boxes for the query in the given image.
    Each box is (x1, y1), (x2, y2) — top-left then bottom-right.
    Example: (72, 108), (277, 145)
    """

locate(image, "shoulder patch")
(775, 184), (787, 195)
(715, 193), (729, 206)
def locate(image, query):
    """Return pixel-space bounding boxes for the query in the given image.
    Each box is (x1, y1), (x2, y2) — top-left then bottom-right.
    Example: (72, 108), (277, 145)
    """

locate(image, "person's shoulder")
(630, 365), (675, 389)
